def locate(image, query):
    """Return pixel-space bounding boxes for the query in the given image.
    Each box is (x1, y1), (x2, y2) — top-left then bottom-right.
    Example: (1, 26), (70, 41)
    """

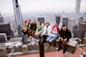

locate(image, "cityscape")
(0, 0), (86, 57)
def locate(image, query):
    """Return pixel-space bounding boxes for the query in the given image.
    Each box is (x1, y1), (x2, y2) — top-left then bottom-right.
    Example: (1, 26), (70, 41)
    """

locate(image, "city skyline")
(0, 0), (86, 15)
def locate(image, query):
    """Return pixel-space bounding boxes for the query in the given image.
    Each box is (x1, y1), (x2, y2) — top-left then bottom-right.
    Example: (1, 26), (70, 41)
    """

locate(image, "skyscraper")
(0, 13), (4, 24)
(12, 0), (23, 27)
(75, 0), (81, 15)
(75, 0), (81, 25)
(12, 0), (23, 36)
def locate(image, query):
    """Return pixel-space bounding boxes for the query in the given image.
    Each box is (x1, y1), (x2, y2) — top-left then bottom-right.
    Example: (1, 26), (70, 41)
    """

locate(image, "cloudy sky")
(0, 0), (86, 15)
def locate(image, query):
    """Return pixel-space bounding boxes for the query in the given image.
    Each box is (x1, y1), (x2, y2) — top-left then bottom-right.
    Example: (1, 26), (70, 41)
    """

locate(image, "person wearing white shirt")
(42, 22), (52, 43)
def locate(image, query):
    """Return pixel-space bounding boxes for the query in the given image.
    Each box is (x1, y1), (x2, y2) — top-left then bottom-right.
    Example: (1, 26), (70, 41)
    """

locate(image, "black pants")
(22, 31), (29, 44)
(58, 41), (67, 53)
(43, 35), (48, 43)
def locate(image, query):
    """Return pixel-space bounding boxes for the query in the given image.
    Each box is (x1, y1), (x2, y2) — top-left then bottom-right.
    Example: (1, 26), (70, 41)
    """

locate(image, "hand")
(64, 38), (67, 41)
(60, 38), (63, 41)
(22, 28), (27, 32)
(35, 32), (40, 36)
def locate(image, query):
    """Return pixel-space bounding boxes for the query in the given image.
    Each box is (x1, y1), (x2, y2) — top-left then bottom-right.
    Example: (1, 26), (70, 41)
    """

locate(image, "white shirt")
(42, 25), (52, 36)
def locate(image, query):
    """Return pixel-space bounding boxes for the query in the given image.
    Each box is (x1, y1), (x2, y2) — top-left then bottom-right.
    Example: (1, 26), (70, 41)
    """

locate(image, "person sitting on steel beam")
(42, 22), (52, 43)
(47, 23), (59, 47)
(58, 25), (71, 54)
(34, 22), (44, 39)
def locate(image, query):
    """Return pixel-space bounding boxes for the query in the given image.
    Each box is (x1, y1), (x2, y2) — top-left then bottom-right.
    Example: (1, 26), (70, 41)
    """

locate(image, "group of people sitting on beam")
(22, 20), (71, 54)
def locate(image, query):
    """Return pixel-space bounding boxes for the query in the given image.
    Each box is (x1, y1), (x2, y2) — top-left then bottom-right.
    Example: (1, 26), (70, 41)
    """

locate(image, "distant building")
(75, 0), (81, 15)
(38, 17), (45, 23)
(0, 13), (4, 24)
(13, 0), (23, 27)
(13, 0), (23, 36)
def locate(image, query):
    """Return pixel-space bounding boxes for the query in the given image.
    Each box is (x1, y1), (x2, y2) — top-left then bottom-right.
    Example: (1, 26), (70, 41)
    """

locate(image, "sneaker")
(58, 48), (61, 51)
(63, 50), (66, 54)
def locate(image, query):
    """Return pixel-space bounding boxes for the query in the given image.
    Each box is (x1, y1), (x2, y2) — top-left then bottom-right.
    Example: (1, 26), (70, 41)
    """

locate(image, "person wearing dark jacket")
(28, 21), (37, 37)
(58, 25), (71, 53)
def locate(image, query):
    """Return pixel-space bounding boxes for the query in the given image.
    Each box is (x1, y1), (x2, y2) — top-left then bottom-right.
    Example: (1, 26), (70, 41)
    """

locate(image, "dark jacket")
(30, 22), (37, 32)
(59, 29), (71, 41)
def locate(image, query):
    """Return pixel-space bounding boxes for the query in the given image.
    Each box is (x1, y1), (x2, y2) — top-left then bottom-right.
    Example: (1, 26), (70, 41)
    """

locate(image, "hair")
(62, 25), (68, 29)
(25, 20), (27, 23)
(62, 25), (66, 27)
(45, 22), (50, 25)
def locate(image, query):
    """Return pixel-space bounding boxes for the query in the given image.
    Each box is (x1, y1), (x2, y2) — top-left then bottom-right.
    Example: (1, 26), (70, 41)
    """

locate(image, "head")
(28, 20), (31, 24)
(45, 22), (50, 27)
(62, 25), (67, 31)
(24, 20), (28, 25)
(40, 22), (45, 27)
(37, 22), (41, 26)
(25, 20), (27, 23)
(25, 20), (31, 25)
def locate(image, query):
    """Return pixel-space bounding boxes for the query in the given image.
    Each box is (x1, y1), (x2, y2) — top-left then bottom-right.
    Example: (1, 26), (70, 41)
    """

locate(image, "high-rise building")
(12, 0), (23, 27)
(75, 0), (81, 15)
(75, 0), (81, 25)
(0, 13), (4, 24)
(38, 17), (45, 23)
(12, 0), (23, 36)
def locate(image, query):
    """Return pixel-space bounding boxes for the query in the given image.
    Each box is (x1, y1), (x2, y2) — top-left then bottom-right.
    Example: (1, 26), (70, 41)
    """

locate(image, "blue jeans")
(47, 34), (59, 42)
